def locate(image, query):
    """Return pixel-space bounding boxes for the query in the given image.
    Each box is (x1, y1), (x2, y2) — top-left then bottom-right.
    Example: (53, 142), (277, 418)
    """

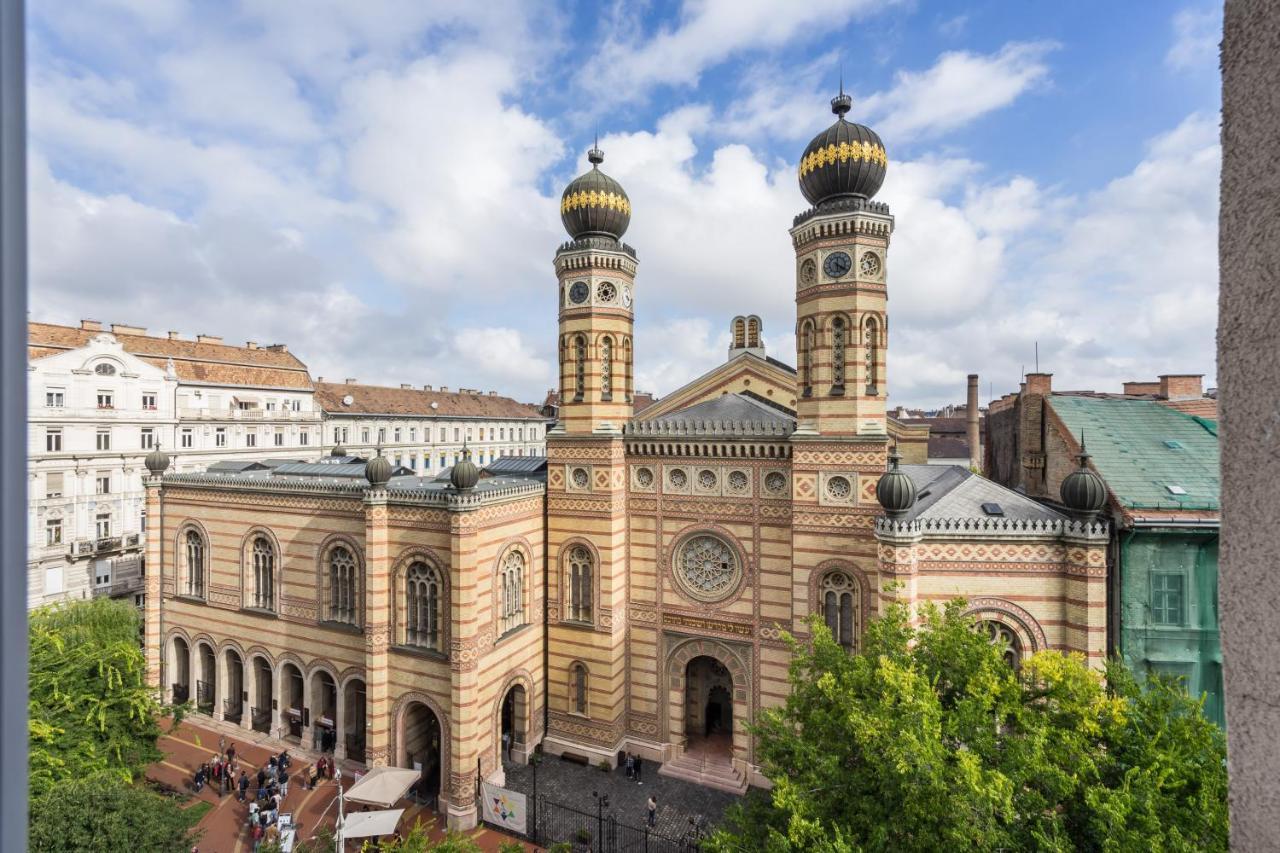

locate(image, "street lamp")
(592, 790), (610, 851)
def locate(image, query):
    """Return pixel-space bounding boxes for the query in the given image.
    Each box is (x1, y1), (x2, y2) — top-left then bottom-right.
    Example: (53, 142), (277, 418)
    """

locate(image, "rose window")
(636, 467), (654, 487)
(826, 475), (852, 500)
(571, 468), (589, 489)
(669, 469), (688, 489)
(727, 471), (748, 492)
(764, 471), (786, 494)
(698, 469), (717, 489)
(677, 535), (739, 601)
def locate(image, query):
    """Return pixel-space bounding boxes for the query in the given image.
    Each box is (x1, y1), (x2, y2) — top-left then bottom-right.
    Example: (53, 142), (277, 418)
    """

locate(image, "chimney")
(400, 383), (413, 390)
(110, 323), (146, 336)
(316, 376), (324, 383)
(266, 343), (288, 353)
(1024, 372), (1053, 396)
(1122, 381), (1160, 395)
(1159, 374), (1204, 401)
(167, 331), (181, 340)
(439, 386), (449, 393)
(967, 374), (981, 472)
(489, 391), (497, 396)
(345, 378), (359, 385)
(1019, 373), (1053, 497)
(423, 385), (433, 392)
(196, 334), (223, 344)
(80, 319), (102, 331)
(246, 341), (258, 349)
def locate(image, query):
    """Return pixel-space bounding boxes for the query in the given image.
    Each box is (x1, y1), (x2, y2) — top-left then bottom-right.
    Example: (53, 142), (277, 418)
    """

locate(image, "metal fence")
(484, 794), (704, 853)
(195, 679), (214, 713)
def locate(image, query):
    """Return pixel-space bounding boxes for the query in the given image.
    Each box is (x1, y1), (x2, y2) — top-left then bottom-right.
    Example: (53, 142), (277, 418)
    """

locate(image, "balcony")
(69, 532), (142, 560)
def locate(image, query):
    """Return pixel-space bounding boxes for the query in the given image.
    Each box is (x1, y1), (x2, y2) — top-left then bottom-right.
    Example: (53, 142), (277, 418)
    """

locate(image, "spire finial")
(1077, 431), (1091, 465)
(831, 68), (852, 118)
(587, 131), (604, 166)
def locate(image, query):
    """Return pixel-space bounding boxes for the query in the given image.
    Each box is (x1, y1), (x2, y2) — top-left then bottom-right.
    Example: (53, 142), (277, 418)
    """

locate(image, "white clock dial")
(622, 286), (632, 307)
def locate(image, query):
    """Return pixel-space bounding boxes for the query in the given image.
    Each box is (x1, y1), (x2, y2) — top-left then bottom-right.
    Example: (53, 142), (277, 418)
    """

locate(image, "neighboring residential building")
(144, 95), (1111, 831)
(985, 372), (1223, 725)
(313, 381), (547, 473)
(27, 320), (321, 608)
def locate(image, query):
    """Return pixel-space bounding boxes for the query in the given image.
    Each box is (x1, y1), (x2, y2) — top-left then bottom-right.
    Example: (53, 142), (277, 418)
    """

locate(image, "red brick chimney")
(967, 374), (981, 472)
(1158, 374), (1203, 401)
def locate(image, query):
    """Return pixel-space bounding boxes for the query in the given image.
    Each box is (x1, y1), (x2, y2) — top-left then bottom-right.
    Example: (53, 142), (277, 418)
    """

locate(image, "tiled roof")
(628, 393), (795, 437)
(900, 464), (1065, 523)
(28, 321), (313, 389)
(316, 382), (544, 420)
(1160, 397), (1219, 418)
(1048, 394), (1219, 513)
(927, 435), (971, 459)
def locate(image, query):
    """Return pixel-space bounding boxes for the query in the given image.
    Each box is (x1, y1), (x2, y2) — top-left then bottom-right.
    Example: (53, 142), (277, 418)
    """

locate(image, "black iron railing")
(195, 680), (214, 714)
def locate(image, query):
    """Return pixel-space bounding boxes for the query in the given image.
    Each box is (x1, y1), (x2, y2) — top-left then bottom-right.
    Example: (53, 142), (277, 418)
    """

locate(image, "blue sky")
(27, 0), (1222, 407)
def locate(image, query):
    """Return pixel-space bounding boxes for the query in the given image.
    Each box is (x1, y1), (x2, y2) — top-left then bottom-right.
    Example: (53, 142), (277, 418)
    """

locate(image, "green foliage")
(28, 773), (203, 853)
(498, 842), (526, 853)
(28, 598), (176, 798)
(707, 600), (1228, 853)
(345, 819), (482, 852)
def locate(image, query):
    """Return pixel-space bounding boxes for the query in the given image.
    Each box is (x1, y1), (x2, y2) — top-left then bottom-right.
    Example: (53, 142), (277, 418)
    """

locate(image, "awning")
(343, 766), (421, 807)
(340, 808), (405, 839)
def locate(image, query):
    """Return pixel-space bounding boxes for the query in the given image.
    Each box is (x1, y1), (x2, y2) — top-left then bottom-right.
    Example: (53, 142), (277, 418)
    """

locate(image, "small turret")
(875, 449), (916, 518)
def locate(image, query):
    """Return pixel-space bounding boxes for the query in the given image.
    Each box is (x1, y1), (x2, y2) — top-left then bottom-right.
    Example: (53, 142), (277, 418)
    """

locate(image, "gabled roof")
(1048, 394), (1219, 514)
(484, 455), (548, 475)
(900, 464), (1065, 523)
(628, 392), (795, 437)
(316, 382), (544, 420)
(635, 350), (799, 421)
(28, 322), (313, 389)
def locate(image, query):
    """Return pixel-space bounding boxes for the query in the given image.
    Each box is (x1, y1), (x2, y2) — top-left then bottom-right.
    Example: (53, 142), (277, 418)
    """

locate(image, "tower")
(791, 86), (893, 437)
(543, 143), (634, 764)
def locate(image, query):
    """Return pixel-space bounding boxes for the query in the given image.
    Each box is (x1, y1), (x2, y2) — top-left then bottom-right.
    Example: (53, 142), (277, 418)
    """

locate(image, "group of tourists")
(192, 739), (239, 796)
(623, 751), (645, 783)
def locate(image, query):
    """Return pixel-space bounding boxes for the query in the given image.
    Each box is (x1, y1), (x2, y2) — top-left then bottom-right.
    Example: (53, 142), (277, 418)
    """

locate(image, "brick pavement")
(148, 717), (535, 852)
(502, 754), (739, 845)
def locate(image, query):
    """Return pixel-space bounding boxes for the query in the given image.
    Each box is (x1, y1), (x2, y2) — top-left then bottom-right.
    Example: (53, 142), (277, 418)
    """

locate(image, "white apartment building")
(314, 381), (547, 473)
(27, 320), (322, 608)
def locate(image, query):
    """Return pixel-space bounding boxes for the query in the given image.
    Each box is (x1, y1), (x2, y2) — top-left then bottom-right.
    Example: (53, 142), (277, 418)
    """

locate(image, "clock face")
(800, 258), (817, 284)
(860, 252), (881, 277)
(621, 286), (632, 307)
(568, 281), (589, 304)
(597, 281), (617, 303)
(823, 251), (852, 279)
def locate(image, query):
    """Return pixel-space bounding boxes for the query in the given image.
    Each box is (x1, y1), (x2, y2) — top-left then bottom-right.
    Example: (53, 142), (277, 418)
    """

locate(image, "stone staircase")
(658, 748), (748, 795)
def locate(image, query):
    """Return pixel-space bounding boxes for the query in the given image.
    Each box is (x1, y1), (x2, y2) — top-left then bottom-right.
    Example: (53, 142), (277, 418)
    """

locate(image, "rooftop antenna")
(1035, 341), (1040, 373)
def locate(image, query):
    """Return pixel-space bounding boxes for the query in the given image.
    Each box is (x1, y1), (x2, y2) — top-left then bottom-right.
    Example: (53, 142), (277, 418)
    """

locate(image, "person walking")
(625, 752), (634, 779)
(634, 754), (643, 784)
(257, 766), (267, 793)
(277, 765), (289, 799)
(226, 742), (236, 765)
(238, 771), (249, 802)
(502, 730), (511, 762)
(647, 796), (657, 828)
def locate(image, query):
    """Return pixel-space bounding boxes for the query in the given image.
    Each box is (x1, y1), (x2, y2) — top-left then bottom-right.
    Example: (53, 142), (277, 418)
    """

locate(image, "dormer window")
(94, 363), (116, 376)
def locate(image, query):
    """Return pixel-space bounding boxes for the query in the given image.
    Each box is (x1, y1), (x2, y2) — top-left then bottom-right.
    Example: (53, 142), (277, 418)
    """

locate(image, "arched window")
(571, 662), (588, 714)
(252, 537), (274, 610)
(405, 561), (442, 650)
(328, 545), (358, 625)
(622, 338), (633, 402)
(183, 530), (205, 598)
(732, 317), (746, 348)
(747, 316), (760, 348)
(800, 321), (814, 397)
(567, 546), (593, 623)
(499, 550), (526, 635)
(573, 335), (586, 401)
(821, 571), (858, 650)
(976, 620), (1022, 667)
(831, 316), (847, 393)
(600, 336), (613, 401)
(864, 317), (878, 395)
(93, 362), (116, 376)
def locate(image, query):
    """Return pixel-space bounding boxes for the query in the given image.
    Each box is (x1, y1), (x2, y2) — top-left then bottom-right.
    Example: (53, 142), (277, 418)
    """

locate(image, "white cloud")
(861, 41), (1056, 141)
(1166, 5), (1221, 72)
(578, 0), (887, 102)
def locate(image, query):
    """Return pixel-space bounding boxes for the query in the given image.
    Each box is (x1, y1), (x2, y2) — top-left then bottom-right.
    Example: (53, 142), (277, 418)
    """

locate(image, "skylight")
(1166, 485), (1188, 495)
(1163, 439), (1184, 449)
(981, 502), (1004, 516)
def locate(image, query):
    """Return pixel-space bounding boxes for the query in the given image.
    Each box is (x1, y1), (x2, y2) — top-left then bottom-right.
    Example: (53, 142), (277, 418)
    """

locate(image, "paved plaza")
(503, 754), (741, 844)
(147, 718), (533, 852)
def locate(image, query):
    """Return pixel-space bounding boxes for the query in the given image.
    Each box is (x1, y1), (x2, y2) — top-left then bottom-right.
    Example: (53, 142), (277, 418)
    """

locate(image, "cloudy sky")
(28, 0), (1222, 408)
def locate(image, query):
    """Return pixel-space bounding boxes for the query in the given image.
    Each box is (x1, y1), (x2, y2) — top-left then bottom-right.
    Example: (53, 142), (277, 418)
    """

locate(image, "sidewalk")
(148, 717), (536, 852)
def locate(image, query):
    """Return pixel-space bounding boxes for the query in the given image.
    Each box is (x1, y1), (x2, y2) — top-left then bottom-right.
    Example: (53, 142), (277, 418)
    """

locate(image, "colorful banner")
(480, 782), (527, 834)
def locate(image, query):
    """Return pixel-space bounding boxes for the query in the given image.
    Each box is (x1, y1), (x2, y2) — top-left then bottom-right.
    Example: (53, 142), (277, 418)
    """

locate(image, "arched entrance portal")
(311, 671), (338, 752)
(223, 649), (244, 724)
(684, 656), (733, 759)
(401, 702), (443, 807)
(251, 657), (273, 733)
(500, 684), (527, 765)
(169, 637), (191, 704)
(280, 663), (304, 741)
(196, 643), (216, 714)
(344, 679), (366, 762)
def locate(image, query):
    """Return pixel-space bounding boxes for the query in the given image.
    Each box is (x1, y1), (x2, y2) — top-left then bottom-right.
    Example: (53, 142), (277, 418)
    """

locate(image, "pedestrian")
(248, 800), (259, 821)
(227, 742), (236, 765)
(257, 766), (267, 791)
(268, 754), (277, 772)
(625, 752), (634, 779)
(647, 796), (657, 828)
(192, 766), (204, 793)
(502, 730), (511, 761)
(634, 754), (643, 784)
(238, 770), (249, 802)
(279, 750), (290, 770)
(250, 822), (263, 853)
(278, 766), (289, 799)
(334, 764), (342, 787)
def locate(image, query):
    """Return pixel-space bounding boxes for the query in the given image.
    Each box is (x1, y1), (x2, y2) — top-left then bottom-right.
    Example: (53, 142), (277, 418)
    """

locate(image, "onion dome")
(798, 85), (888, 207)
(876, 449), (916, 518)
(330, 443), (347, 458)
(144, 443), (170, 476)
(1060, 439), (1107, 520)
(560, 144), (631, 241)
(450, 444), (480, 492)
(364, 447), (392, 487)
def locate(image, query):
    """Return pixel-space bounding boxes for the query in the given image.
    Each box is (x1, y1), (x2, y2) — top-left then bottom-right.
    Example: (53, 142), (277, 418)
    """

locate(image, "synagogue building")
(143, 91), (1110, 830)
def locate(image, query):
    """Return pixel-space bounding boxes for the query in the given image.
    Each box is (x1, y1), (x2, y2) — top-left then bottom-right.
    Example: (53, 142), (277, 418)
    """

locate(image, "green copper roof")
(1049, 395), (1219, 512)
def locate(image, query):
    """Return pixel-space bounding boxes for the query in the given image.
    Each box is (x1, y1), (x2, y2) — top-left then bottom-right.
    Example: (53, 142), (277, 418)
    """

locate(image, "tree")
(28, 772), (203, 853)
(707, 600), (1228, 853)
(28, 598), (175, 796)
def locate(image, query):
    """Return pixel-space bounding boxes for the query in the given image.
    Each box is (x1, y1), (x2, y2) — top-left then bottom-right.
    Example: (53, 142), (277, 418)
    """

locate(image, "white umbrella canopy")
(343, 766), (422, 807)
(340, 808), (406, 839)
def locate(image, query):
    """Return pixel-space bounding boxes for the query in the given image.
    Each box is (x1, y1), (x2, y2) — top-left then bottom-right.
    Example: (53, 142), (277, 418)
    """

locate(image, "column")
(334, 682), (347, 761)
(270, 663), (284, 740)
(212, 649), (226, 721)
(1064, 522), (1108, 670)
(300, 672), (314, 749)
(241, 659), (255, 731)
(143, 478), (163, 688)
(363, 491), (393, 766)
